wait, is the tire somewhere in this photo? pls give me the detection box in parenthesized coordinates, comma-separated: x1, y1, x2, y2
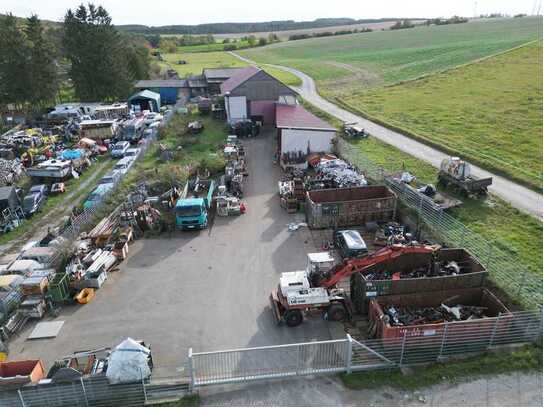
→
(327, 303, 347, 322)
(284, 309, 303, 327)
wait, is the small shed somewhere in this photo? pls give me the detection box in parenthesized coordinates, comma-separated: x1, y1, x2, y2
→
(276, 103, 336, 161)
(0, 186, 21, 212)
(128, 90, 161, 113)
(134, 80, 187, 104)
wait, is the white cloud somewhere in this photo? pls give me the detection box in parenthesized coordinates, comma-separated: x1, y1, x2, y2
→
(1, 0, 537, 25)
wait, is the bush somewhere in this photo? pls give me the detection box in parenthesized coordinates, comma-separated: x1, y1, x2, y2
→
(258, 37, 267, 46)
(223, 44, 237, 51)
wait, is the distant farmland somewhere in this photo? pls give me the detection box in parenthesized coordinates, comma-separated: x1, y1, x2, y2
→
(240, 17, 543, 96)
(342, 40, 543, 192)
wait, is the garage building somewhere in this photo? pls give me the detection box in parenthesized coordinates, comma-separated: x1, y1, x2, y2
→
(221, 66, 297, 125)
(276, 103, 336, 169)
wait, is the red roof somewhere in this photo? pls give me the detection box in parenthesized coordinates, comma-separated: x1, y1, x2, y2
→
(220, 66, 261, 94)
(276, 104, 336, 131)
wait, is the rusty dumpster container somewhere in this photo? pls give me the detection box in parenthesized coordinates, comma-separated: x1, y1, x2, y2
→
(351, 248, 487, 314)
(369, 288, 511, 343)
(305, 186, 397, 229)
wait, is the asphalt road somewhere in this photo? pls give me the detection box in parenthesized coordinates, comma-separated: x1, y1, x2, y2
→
(233, 52, 543, 221)
(7, 130, 331, 377)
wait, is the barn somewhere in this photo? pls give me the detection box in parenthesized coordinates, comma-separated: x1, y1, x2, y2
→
(276, 103, 336, 169)
(134, 80, 186, 105)
(221, 66, 297, 125)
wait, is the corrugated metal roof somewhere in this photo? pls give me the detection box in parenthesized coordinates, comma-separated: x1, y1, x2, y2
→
(135, 80, 187, 88)
(220, 66, 261, 94)
(276, 104, 336, 131)
(128, 90, 161, 101)
(203, 67, 246, 80)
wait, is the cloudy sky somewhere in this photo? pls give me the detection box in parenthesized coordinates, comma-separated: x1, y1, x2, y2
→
(2, 0, 540, 25)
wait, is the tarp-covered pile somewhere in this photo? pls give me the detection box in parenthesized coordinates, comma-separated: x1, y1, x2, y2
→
(106, 338, 151, 384)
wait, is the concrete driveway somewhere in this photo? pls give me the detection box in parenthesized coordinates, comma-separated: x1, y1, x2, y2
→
(7, 131, 331, 377)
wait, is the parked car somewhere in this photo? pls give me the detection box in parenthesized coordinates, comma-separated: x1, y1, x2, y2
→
(334, 230, 368, 259)
(124, 148, 141, 160)
(113, 157, 134, 175)
(83, 183, 114, 210)
(143, 128, 155, 138)
(99, 171, 122, 186)
(29, 184, 48, 196)
(144, 113, 163, 126)
(22, 193, 45, 217)
(110, 141, 130, 158)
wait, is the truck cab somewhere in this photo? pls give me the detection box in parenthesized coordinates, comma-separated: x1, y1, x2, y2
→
(175, 179, 215, 230)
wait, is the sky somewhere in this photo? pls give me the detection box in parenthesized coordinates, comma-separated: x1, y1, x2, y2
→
(2, 0, 541, 26)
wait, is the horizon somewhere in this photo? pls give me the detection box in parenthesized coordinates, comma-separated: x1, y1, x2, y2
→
(1, 0, 540, 26)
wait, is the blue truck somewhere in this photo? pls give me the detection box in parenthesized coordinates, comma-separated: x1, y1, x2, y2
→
(175, 178, 215, 230)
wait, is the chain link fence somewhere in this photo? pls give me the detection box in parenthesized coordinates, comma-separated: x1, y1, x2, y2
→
(336, 138, 543, 309)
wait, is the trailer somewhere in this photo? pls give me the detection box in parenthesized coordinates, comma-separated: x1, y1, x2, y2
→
(438, 157, 492, 195)
(26, 159, 73, 180)
(368, 288, 511, 341)
(305, 186, 397, 229)
(351, 248, 487, 314)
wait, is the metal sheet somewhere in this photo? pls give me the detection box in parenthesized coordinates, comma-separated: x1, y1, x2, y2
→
(28, 321, 65, 340)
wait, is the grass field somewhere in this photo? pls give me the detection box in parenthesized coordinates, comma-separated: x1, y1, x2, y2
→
(343, 40, 543, 192)
(240, 17, 543, 96)
(159, 51, 301, 86)
(302, 100, 543, 278)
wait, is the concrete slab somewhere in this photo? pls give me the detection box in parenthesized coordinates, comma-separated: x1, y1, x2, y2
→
(28, 321, 64, 339)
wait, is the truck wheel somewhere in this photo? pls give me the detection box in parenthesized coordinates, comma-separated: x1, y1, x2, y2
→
(327, 303, 347, 322)
(284, 309, 303, 327)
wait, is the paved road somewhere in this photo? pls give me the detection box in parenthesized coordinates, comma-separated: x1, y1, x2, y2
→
(233, 53, 543, 221)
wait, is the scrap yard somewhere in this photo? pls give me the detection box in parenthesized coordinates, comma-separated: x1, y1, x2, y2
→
(0, 8, 542, 407)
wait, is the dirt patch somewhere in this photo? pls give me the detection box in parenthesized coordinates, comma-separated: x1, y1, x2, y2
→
(322, 61, 382, 96)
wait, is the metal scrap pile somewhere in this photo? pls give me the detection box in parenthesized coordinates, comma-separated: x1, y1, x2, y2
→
(385, 303, 488, 326)
(365, 261, 465, 281)
(0, 159, 24, 186)
(312, 159, 367, 189)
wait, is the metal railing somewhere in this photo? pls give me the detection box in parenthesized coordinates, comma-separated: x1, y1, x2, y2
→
(336, 138, 543, 309)
(188, 309, 543, 388)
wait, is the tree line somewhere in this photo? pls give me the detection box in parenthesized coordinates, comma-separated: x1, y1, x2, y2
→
(0, 3, 151, 115)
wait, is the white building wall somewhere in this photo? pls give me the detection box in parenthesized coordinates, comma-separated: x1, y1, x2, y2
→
(226, 96, 247, 123)
(281, 129, 335, 154)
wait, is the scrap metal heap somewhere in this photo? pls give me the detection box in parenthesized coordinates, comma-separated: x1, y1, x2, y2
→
(365, 260, 464, 281)
(384, 303, 489, 326)
(311, 158, 367, 189)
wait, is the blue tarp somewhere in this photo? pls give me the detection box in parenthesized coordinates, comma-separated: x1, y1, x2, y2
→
(60, 149, 84, 160)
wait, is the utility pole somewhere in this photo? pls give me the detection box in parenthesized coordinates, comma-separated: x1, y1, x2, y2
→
(473, 1, 478, 18)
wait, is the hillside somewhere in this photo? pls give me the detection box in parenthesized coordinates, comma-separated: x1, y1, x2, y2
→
(240, 17, 543, 96)
(116, 18, 407, 35)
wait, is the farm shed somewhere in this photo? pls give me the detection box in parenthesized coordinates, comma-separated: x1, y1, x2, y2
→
(306, 186, 396, 229)
(351, 248, 488, 314)
(134, 80, 187, 104)
(276, 103, 336, 161)
(221, 66, 297, 125)
(128, 90, 161, 113)
(203, 67, 246, 95)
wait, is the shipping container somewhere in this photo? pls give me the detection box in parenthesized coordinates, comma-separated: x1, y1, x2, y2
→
(351, 248, 487, 313)
(305, 186, 397, 229)
(369, 288, 511, 341)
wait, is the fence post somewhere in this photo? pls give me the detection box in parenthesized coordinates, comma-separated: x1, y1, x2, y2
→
(345, 335, 353, 374)
(187, 348, 195, 393)
(80, 377, 90, 407)
(537, 307, 543, 341)
(140, 367, 148, 403)
(399, 335, 407, 367)
(488, 314, 501, 348)
(296, 344, 301, 375)
(17, 390, 26, 407)
(438, 323, 449, 360)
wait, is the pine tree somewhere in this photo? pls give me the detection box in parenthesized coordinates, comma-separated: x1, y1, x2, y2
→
(0, 14, 31, 110)
(25, 15, 59, 111)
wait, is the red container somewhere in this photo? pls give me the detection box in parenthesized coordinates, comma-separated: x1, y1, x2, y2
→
(0, 359, 46, 387)
(369, 288, 511, 341)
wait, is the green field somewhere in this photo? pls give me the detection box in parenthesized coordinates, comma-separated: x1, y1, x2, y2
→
(240, 17, 543, 96)
(159, 51, 301, 86)
(343, 40, 543, 191)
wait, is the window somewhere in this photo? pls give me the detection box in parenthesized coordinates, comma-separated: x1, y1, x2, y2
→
(176, 205, 202, 217)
